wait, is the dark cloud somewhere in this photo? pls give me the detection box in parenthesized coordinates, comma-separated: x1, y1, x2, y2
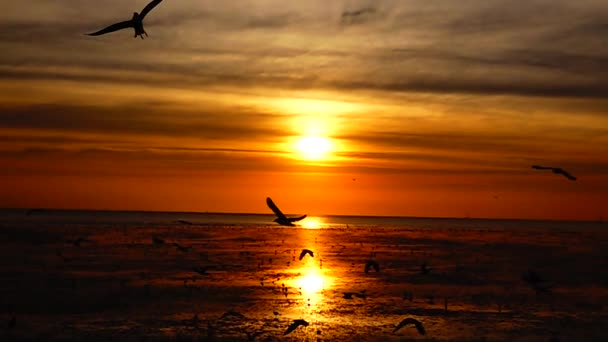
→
(0, 102, 285, 141)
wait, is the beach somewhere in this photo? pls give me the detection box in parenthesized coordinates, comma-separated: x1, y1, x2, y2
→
(1, 210, 607, 341)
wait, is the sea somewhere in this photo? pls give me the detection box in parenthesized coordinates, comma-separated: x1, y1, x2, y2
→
(1, 209, 606, 341)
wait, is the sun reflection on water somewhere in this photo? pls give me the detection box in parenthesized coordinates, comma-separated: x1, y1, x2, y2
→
(290, 264, 333, 307)
(301, 217, 322, 229)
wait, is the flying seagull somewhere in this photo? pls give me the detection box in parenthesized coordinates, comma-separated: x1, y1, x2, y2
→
(299, 249, 314, 260)
(532, 165, 576, 181)
(284, 319, 309, 335)
(364, 259, 380, 273)
(88, 0, 164, 39)
(266, 197, 307, 226)
(393, 317, 425, 335)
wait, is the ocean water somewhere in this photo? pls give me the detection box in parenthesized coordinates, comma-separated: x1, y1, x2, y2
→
(1, 209, 607, 341)
(0, 208, 602, 231)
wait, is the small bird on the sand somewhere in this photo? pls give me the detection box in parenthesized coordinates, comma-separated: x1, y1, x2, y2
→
(220, 309, 246, 319)
(193, 267, 209, 276)
(364, 259, 380, 273)
(522, 270, 553, 294)
(299, 249, 314, 260)
(420, 262, 432, 275)
(266, 197, 307, 226)
(172, 242, 191, 253)
(68, 237, 90, 247)
(532, 165, 577, 181)
(284, 319, 309, 335)
(88, 0, 164, 39)
(393, 317, 425, 335)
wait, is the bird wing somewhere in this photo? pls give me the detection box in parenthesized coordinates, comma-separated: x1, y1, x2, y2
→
(557, 169, 576, 180)
(266, 197, 287, 220)
(288, 214, 307, 223)
(283, 322, 300, 335)
(532, 165, 553, 170)
(299, 249, 313, 260)
(88, 20, 133, 36)
(140, 0, 164, 20)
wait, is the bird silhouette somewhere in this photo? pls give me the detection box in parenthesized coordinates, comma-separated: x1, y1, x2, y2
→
(152, 237, 165, 245)
(393, 317, 425, 335)
(299, 249, 314, 260)
(364, 259, 380, 273)
(343, 292, 355, 299)
(220, 309, 246, 319)
(193, 267, 209, 276)
(266, 197, 307, 226)
(532, 165, 576, 181)
(68, 237, 90, 247)
(284, 319, 309, 335)
(420, 262, 433, 275)
(88, 0, 164, 39)
(173, 242, 191, 253)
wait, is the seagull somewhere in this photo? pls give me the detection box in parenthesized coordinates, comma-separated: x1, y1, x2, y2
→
(266, 197, 307, 226)
(393, 317, 425, 335)
(284, 319, 309, 335)
(532, 165, 576, 181)
(173, 242, 191, 253)
(193, 267, 209, 276)
(87, 0, 164, 39)
(299, 249, 314, 260)
(364, 259, 380, 273)
(420, 262, 432, 275)
(68, 237, 90, 247)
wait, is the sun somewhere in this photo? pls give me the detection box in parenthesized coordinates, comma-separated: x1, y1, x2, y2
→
(295, 136, 332, 161)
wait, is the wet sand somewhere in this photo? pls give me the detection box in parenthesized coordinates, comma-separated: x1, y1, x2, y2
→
(1, 222, 608, 341)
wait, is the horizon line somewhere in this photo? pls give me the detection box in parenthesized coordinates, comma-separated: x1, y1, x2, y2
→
(0, 207, 602, 224)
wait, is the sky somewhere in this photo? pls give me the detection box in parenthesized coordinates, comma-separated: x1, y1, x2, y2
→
(1, 0, 607, 220)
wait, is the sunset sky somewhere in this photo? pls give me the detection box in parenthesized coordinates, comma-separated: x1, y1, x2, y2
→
(1, 0, 607, 220)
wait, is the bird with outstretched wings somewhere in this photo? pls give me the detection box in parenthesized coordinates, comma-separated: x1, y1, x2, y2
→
(284, 319, 309, 335)
(531, 165, 577, 181)
(266, 197, 307, 226)
(88, 0, 164, 39)
(393, 317, 425, 335)
(299, 249, 314, 260)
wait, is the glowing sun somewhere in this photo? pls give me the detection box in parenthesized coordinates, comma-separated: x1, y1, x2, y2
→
(295, 136, 332, 161)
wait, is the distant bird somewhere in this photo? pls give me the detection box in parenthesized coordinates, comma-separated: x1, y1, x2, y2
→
(393, 317, 425, 335)
(153, 237, 165, 245)
(420, 262, 432, 275)
(220, 309, 246, 319)
(532, 165, 576, 181)
(284, 319, 309, 335)
(266, 197, 307, 226)
(88, 0, 164, 39)
(522, 270, 553, 294)
(193, 267, 209, 276)
(343, 292, 355, 299)
(299, 249, 314, 260)
(173, 242, 191, 253)
(68, 237, 90, 247)
(364, 259, 380, 273)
